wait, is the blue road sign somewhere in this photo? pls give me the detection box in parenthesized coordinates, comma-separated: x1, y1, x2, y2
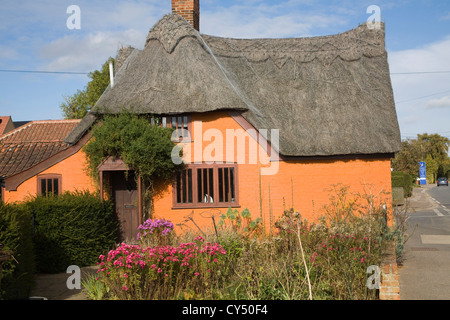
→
(419, 162, 426, 185)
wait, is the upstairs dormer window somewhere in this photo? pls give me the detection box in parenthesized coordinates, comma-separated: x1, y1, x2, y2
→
(150, 115, 191, 141)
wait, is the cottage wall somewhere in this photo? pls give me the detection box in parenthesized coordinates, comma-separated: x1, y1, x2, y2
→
(2, 111, 392, 234)
(152, 111, 393, 233)
(3, 148, 97, 203)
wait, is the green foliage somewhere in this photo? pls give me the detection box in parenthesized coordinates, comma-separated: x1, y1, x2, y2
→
(81, 273, 110, 300)
(83, 112, 185, 217)
(28, 191, 118, 273)
(392, 133, 450, 183)
(83, 112, 184, 183)
(82, 185, 399, 300)
(391, 171, 414, 198)
(218, 208, 262, 238)
(61, 57, 114, 119)
(391, 139, 424, 178)
(0, 202, 35, 299)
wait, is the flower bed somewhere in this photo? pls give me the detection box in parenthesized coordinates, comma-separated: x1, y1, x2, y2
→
(96, 236, 226, 300)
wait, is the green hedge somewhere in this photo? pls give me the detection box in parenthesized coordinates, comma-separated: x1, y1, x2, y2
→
(28, 191, 119, 274)
(391, 171, 414, 198)
(0, 202, 35, 300)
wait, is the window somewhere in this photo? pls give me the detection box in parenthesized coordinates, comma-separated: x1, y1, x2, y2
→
(176, 168, 193, 204)
(37, 174, 61, 196)
(173, 164, 238, 208)
(151, 115, 191, 141)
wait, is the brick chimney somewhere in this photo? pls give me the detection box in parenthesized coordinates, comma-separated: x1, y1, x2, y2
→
(172, 0, 199, 31)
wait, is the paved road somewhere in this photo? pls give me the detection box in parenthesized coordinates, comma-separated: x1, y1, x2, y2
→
(399, 184, 450, 300)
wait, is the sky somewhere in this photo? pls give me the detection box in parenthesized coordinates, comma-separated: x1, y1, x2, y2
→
(1, 0, 450, 142)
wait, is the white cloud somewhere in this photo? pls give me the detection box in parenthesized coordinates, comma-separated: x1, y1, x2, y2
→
(201, 2, 348, 38)
(426, 96, 450, 109)
(388, 36, 450, 137)
(39, 29, 145, 72)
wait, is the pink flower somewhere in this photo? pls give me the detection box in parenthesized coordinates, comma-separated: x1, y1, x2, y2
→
(123, 273, 128, 278)
(122, 286, 128, 291)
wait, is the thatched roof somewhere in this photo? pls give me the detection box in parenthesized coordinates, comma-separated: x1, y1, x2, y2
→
(69, 13, 401, 157)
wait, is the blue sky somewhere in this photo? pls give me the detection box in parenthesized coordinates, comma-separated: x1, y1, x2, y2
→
(1, 0, 450, 141)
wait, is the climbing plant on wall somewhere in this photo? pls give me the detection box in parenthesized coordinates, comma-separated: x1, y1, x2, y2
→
(83, 112, 185, 217)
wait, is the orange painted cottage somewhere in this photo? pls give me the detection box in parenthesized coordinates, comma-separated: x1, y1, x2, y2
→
(1, 0, 401, 241)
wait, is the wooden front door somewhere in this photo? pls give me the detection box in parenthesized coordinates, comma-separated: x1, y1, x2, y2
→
(111, 171, 139, 242)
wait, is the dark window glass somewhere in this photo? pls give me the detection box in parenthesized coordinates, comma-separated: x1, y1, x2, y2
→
(53, 178, 59, 195)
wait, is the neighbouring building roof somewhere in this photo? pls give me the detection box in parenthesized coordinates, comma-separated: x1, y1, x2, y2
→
(0, 116, 15, 136)
(67, 13, 401, 157)
(0, 120, 81, 178)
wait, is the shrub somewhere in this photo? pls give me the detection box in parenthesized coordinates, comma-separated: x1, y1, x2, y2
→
(0, 202, 35, 299)
(84, 186, 396, 300)
(391, 171, 413, 198)
(27, 191, 119, 273)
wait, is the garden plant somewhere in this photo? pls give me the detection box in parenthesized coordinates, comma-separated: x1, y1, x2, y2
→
(85, 185, 405, 300)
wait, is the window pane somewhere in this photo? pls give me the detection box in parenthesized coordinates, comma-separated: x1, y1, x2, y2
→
(176, 172, 181, 203)
(230, 168, 235, 202)
(203, 169, 208, 203)
(197, 169, 202, 203)
(187, 169, 192, 203)
(218, 168, 223, 202)
(182, 170, 187, 203)
(183, 116, 188, 137)
(172, 117, 176, 129)
(209, 168, 214, 202)
(47, 179, 53, 195)
(41, 179, 47, 196)
(162, 117, 167, 128)
(53, 178, 59, 195)
(177, 116, 182, 138)
(224, 168, 229, 202)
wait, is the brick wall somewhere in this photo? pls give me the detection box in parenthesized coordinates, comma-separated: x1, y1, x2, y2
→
(380, 242, 400, 300)
(172, 0, 200, 30)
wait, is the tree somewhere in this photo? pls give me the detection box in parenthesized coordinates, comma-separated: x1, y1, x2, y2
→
(392, 133, 450, 182)
(425, 154, 438, 183)
(60, 57, 114, 119)
(418, 133, 449, 164)
(391, 139, 424, 179)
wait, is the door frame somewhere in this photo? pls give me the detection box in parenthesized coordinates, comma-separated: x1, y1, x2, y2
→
(97, 156, 142, 241)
